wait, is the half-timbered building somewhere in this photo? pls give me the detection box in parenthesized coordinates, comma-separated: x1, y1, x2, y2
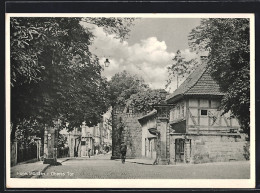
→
(138, 59, 249, 165)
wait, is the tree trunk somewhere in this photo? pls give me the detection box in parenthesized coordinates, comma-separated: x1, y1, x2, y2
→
(11, 121, 17, 142)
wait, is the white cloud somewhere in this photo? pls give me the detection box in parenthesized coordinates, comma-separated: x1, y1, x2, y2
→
(83, 22, 196, 90)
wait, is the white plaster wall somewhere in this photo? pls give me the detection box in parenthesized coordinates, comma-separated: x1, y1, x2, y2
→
(170, 100, 186, 122)
(141, 124, 147, 157)
(187, 98, 241, 132)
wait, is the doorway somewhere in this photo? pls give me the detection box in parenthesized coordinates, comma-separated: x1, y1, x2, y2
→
(175, 138, 192, 163)
(175, 138, 185, 163)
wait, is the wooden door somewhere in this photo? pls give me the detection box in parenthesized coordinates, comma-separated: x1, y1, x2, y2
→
(175, 138, 185, 163)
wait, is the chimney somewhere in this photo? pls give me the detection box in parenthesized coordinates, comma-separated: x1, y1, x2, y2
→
(200, 55, 208, 64)
(159, 90, 167, 100)
(200, 50, 209, 64)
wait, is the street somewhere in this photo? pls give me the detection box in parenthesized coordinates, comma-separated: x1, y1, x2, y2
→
(40, 154, 250, 179)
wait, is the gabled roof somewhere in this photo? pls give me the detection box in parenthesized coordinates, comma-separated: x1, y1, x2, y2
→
(166, 62, 225, 104)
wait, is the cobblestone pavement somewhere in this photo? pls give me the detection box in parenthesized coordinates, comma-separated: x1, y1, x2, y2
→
(40, 155, 250, 179)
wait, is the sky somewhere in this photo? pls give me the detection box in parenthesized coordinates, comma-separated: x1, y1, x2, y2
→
(85, 18, 201, 92)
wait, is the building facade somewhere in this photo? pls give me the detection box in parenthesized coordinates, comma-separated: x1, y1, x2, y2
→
(63, 108, 113, 157)
(138, 60, 249, 165)
(138, 110, 157, 160)
(101, 107, 113, 152)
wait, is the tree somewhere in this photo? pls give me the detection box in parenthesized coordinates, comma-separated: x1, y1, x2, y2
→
(10, 17, 134, 86)
(57, 134, 67, 148)
(127, 89, 168, 113)
(166, 50, 198, 90)
(15, 119, 44, 147)
(108, 70, 149, 107)
(188, 18, 250, 135)
(10, 17, 134, 141)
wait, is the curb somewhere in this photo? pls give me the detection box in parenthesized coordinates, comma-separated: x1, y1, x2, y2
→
(15, 158, 38, 166)
(127, 161, 153, 165)
(114, 159, 153, 165)
(114, 159, 250, 167)
(58, 158, 70, 164)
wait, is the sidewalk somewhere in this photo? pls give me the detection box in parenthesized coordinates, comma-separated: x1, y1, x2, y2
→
(11, 157, 70, 178)
(114, 158, 249, 166)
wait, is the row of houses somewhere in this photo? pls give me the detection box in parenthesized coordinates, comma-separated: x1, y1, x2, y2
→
(111, 57, 249, 165)
(16, 107, 113, 165)
(61, 107, 112, 157)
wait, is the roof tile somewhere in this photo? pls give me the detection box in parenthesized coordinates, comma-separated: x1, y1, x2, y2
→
(166, 62, 225, 103)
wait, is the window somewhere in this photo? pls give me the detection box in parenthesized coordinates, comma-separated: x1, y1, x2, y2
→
(201, 110, 208, 116)
(177, 106, 180, 118)
(181, 104, 185, 117)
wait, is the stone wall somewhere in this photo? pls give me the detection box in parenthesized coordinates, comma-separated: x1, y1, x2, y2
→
(191, 135, 248, 164)
(111, 108, 145, 159)
(169, 134, 249, 164)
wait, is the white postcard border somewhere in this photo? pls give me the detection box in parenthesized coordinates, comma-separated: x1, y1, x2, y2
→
(5, 13, 255, 189)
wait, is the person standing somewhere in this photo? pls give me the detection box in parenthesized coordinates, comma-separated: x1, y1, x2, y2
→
(88, 148, 91, 158)
(120, 142, 127, 164)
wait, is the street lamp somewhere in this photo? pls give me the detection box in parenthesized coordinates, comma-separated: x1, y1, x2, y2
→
(104, 58, 110, 67)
